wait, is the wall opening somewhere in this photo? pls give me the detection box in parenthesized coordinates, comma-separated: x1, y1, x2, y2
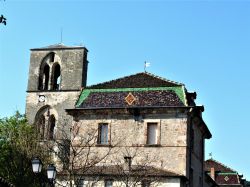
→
(38, 63, 50, 90)
(48, 115, 56, 140)
(50, 53, 55, 62)
(52, 63, 61, 90)
(37, 115, 45, 139)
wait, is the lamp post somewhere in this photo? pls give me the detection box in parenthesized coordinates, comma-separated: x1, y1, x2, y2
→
(31, 157, 43, 173)
(47, 164, 57, 184)
(31, 158, 57, 187)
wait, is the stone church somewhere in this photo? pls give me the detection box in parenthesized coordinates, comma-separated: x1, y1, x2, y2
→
(26, 44, 212, 187)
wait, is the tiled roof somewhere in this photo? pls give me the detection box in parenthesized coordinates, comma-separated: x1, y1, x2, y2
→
(215, 175, 241, 185)
(87, 72, 184, 89)
(205, 159, 242, 186)
(30, 43, 87, 51)
(76, 87, 186, 109)
(205, 159, 236, 173)
(205, 173, 219, 187)
(59, 165, 183, 178)
(76, 72, 187, 109)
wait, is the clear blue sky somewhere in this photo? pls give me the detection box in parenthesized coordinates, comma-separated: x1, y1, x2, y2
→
(1, 0, 250, 179)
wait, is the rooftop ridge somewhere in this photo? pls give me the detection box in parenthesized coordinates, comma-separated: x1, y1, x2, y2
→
(30, 43, 87, 51)
(87, 72, 184, 89)
(144, 71, 184, 86)
(206, 158, 238, 173)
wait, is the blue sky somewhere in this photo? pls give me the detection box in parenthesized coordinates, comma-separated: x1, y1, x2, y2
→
(1, 0, 250, 179)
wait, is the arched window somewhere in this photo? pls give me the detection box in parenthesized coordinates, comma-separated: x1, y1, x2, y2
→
(50, 52, 55, 62)
(35, 106, 57, 141)
(38, 63, 50, 90)
(37, 115, 45, 139)
(38, 52, 61, 91)
(51, 63, 61, 90)
(48, 115, 56, 140)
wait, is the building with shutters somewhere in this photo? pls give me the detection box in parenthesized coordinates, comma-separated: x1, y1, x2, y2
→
(26, 44, 213, 187)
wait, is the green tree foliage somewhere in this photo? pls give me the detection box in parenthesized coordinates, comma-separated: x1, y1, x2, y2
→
(0, 112, 51, 186)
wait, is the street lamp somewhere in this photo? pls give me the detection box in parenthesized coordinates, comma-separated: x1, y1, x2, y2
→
(47, 164, 57, 182)
(31, 157, 43, 173)
(31, 158, 57, 186)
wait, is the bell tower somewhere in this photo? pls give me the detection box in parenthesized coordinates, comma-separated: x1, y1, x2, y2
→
(25, 44, 88, 139)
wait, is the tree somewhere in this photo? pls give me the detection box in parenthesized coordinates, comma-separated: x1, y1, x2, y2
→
(44, 122, 115, 187)
(42, 122, 162, 187)
(0, 112, 51, 186)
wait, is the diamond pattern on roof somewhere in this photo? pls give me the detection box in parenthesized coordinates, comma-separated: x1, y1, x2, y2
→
(125, 93, 136, 105)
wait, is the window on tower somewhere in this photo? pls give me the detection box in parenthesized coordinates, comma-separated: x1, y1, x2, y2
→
(37, 115, 45, 139)
(51, 63, 61, 90)
(38, 52, 61, 91)
(35, 108, 57, 141)
(38, 63, 50, 90)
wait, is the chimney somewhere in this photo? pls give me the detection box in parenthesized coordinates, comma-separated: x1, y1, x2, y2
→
(210, 167, 215, 180)
(124, 156, 132, 172)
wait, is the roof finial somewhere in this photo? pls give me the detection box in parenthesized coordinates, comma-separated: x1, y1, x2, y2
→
(144, 61, 150, 72)
(209, 152, 213, 159)
(60, 27, 63, 44)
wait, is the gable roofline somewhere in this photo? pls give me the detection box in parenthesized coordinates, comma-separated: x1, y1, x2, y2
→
(30, 43, 88, 51)
(205, 158, 238, 173)
(143, 72, 184, 86)
(87, 72, 184, 89)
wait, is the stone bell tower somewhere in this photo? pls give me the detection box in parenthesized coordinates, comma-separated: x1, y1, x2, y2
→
(25, 44, 88, 140)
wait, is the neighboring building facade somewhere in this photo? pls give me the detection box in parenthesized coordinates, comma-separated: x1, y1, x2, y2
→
(26, 44, 212, 187)
(205, 159, 249, 187)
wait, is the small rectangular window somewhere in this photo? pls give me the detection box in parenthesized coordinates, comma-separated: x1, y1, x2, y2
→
(76, 179, 84, 187)
(147, 123, 157, 145)
(141, 180, 150, 187)
(105, 180, 113, 187)
(98, 123, 109, 144)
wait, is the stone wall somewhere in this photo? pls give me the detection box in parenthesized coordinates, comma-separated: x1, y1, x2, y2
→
(27, 48, 88, 91)
(72, 110, 188, 176)
(25, 91, 80, 134)
(56, 177, 184, 187)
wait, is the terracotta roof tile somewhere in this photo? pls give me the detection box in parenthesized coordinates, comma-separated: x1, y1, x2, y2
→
(205, 159, 243, 186)
(205, 159, 236, 173)
(87, 72, 183, 89)
(77, 90, 184, 109)
(59, 165, 183, 178)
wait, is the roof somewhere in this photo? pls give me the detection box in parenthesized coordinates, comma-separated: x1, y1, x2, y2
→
(205, 159, 237, 173)
(59, 165, 184, 178)
(205, 159, 243, 186)
(76, 72, 187, 109)
(30, 43, 88, 51)
(204, 173, 219, 187)
(87, 72, 184, 89)
(76, 87, 187, 109)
